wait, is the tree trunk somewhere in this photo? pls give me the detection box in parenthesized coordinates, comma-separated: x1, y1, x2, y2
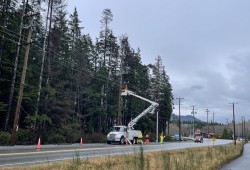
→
(35, 0, 51, 117)
(4, 0, 26, 131)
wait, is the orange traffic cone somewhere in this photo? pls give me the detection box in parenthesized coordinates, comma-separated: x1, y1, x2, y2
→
(36, 137, 41, 150)
(80, 137, 83, 146)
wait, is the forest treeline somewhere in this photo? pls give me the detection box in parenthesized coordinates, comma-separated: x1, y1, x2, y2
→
(0, 0, 173, 145)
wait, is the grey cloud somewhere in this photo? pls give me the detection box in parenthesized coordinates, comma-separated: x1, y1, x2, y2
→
(190, 85, 203, 91)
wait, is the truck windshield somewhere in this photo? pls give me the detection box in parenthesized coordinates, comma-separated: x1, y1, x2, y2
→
(112, 127, 122, 132)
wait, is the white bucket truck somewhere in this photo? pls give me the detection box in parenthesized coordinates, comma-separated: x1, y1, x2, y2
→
(107, 86, 159, 144)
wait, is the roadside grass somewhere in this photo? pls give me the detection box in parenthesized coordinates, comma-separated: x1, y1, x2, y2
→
(2, 143, 243, 170)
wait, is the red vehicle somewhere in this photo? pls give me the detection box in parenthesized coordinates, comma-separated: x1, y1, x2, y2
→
(194, 136, 203, 143)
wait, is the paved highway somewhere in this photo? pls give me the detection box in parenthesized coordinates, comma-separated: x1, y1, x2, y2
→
(0, 139, 232, 168)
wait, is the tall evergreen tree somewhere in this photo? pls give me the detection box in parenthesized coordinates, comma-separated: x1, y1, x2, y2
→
(149, 56, 173, 134)
(47, 0, 72, 132)
(98, 8, 113, 67)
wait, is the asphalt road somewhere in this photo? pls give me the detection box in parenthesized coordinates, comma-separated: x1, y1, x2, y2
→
(0, 139, 232, 168)
(220, 143, 250, 170)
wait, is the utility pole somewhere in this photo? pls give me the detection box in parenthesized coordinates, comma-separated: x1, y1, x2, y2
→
(230, 102, 237, 145)
(176, 97, 184, 141)
(191, 105, 197, 138)
(241, 116, 244, 139)
(213, 112, 215, 135)
(10, 14, 35, 145)
(244, 117, 246, 140)
(117, 57, 129, 125)
(156, 111, 158, 142)
(206, 109, 210, 137)
(117, 67, 123, 125)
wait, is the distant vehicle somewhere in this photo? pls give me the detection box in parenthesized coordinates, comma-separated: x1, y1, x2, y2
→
(172, 134, 181, 140)
(172, 134, 186, 141)
(194, 136, 203, 143)
(238, 137, 245, 142)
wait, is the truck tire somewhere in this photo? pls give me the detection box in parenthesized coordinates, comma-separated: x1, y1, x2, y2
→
(120, 136, 125, 144)
(133, 137, 138, 144)
(107, 141, 111, 144)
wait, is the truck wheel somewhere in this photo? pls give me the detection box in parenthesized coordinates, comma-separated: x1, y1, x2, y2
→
(120, 136, 125, 144)
(133, 137, 138, 144)
(107, 141, 111, 144)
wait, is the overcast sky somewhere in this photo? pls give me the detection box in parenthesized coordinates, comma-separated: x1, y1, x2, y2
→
(67, 0, 250, 123)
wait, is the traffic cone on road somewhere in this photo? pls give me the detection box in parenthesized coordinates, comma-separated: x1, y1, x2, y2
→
(80, 137, 83, 146)
(36, 137, 41, 150)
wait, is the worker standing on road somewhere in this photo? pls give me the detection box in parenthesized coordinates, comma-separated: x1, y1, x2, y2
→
(138, 132, 143, 144)
(145, 134, 149, 144)
(160, 133, 165, 144)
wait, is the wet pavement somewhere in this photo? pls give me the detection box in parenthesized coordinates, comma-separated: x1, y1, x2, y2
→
(220, 143, 250, 170)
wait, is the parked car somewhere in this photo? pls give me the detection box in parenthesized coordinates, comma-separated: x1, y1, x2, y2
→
(172, 134, 184, 141)
(194, 136, 203, 143)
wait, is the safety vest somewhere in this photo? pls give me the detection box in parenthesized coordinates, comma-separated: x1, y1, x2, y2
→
(138, 133, 143, 139)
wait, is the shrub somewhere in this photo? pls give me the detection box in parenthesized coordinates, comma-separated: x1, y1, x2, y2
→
(47, 133, 65, 144)
(84, 133, 106, 143)
(0, 131, 11, 145)
(165, 135, 172, 141)
(16, 128, 32, 144)
(62, 124, 82, 143)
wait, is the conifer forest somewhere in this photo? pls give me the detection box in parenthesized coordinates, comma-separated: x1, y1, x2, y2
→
(0, 0, 173, 145)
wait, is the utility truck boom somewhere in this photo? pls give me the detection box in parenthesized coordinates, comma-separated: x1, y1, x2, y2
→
(107, 85, 159, 144)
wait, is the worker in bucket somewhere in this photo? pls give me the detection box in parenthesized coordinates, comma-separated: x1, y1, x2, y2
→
(160, 133, 165, 144)
(138, 132, 143, 144)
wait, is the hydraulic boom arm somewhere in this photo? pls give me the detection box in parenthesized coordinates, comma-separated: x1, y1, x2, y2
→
(121, 86, 159, 129)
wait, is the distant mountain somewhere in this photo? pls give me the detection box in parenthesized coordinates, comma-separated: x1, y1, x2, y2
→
(171, 115, 204, 123)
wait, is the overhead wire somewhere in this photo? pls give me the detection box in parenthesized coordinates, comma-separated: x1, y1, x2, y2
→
(1, 1, 129, 87)
(0, 36, 122, 112)
(0, 25, 151, 95)
(0, 27, 119, 86)
(0, 12, 163, 117)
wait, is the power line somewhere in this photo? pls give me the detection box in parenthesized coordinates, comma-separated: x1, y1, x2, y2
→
(0, 27, 123, 87)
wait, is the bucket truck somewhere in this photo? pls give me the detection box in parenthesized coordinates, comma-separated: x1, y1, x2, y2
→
(107, 85, 159, 144)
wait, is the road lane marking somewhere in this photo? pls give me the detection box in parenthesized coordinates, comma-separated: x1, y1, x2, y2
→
(0, 145, 149, 157)
(0, 151, 141, 167)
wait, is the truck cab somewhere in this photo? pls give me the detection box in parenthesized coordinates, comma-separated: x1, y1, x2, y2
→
(107, 126, 127, 144)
